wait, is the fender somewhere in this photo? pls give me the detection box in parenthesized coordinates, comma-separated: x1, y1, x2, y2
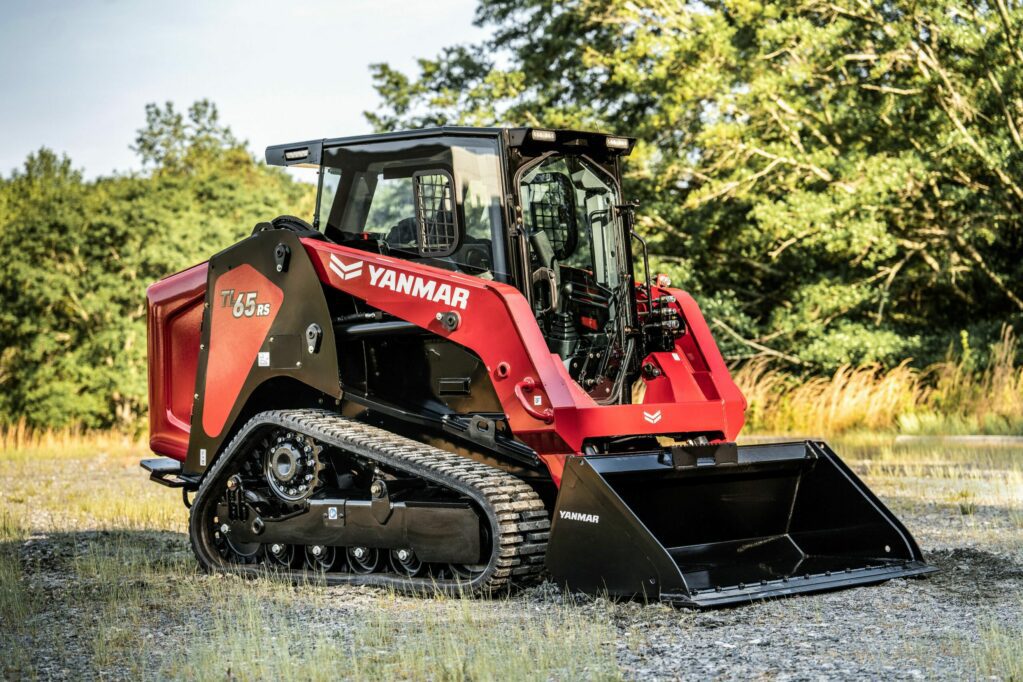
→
(183, 231, 341, 475)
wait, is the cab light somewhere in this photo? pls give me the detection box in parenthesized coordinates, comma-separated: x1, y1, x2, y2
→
(284, 148, 310, 160)
(531, 129, 557, 142)
(606, 136, 630, 150)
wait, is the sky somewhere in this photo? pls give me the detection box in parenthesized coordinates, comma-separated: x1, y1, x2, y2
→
(0, 0, 487, 179)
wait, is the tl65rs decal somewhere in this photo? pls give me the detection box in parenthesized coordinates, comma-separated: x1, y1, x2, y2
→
(220, 288, 273, 318)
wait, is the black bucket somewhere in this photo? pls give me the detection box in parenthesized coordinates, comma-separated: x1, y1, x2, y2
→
(545, 441, 934, 607)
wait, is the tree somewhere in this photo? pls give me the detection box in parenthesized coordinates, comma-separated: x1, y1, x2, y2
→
(367, 0, 1023, 369)
(0, 102, 314, 429)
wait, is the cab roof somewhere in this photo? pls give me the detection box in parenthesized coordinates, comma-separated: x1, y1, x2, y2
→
(265, 127, 636, 168)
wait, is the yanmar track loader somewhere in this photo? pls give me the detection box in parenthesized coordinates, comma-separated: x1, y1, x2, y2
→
(142, 127, 933, 607)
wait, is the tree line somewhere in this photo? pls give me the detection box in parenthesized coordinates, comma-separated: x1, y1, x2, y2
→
(3, 0, 1022, 430)
(368, 0, 1023, 369)
(0, 102, 312, 429)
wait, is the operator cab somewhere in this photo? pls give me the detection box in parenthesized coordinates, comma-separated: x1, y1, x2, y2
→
(267, 127, 644, 404)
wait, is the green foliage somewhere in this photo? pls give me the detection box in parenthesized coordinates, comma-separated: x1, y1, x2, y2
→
(0, 100, 313, 429)
(368, 0, 1023, 369)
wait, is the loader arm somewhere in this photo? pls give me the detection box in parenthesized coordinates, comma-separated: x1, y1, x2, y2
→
(301, 238, 747, 483)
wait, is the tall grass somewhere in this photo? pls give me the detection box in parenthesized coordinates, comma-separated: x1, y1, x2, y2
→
(734, 326, 1023, 435)
(0, 417, 143, 454)
(2, 330, 1020, 445)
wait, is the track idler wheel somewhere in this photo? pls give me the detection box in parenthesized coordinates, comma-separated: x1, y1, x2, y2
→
(347, 546, 380, 574)
(305, 545, 341, 572)
(265, 543, 300, 568)
(389, 548, 424, 577)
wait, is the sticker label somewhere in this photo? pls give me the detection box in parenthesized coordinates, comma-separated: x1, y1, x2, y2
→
(560, 510, 600, 524)
(533, 395, 543, 406)
(328, 254, 363, 281)
(257, 352, 270, 367)
(671, 352, 680, 361)
(328, 507, 338, 520)
(367, 264, 471, 310)
(220, 288, 273, 318)
(643, 410, 663, 424)
(199, 448, 207, 466)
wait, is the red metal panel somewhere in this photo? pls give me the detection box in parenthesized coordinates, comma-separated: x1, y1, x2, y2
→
(301, 240, 748, 482)
(201, 264, 284, 438)
(147, 263, 208, 460)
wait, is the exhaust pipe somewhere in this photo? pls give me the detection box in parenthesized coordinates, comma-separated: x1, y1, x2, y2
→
(546, 441, 934, 607)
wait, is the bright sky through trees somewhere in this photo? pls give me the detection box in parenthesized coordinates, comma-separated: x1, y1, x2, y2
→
(0, 0, 484, 178)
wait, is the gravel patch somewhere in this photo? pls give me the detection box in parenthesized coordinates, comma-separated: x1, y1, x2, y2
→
(5, 466, 1021, 680)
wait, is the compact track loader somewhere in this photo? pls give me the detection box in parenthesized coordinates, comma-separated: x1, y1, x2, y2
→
(142, 127, 933, 607)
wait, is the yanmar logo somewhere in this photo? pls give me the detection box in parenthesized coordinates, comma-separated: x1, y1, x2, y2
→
(368, 264, 470, 310)
(329, 254, 363, 281)
(559, 510, 600, 524)
(643, 410, 663, 424)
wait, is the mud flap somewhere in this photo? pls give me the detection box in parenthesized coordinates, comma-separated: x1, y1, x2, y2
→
(545, 441, 935, 608)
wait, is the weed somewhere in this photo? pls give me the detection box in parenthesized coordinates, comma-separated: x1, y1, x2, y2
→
(975, 619, 1023, 681)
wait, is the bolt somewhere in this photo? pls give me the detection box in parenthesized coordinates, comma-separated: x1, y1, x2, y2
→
(276, 265, 283, 272)
(370, 480, 385, 498)
(220, 524, 230, 534)
(194, 393, 199, 400)
(298, 484, 307, 492)
(397, 549, 410, 562)
(304, 445, 312, 453)
(304, 473, 313, 481)
(271, 543, 283, 555)
(353, 547, 365, 559)
(296, 361, 302, 368)
(311, 545, 323, 557)
(435, 312, 443, 321)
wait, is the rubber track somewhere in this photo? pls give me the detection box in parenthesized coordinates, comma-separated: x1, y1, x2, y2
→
(189, 409, 550, 594)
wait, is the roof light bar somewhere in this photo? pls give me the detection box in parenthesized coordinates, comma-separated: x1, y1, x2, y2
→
(284, 148, 310, 161)
(531, 129, 557, 142)
(605, 136, 630, 150)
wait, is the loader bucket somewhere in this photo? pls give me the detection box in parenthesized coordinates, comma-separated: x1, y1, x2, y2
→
(546, 441, 934, 607)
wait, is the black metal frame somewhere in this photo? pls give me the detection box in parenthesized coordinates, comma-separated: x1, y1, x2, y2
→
(411, 169, 459, 257)
(184, 230, 342, 476)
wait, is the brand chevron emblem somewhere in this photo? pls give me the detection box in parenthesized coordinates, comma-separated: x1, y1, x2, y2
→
(328, 254, 363, 281)
(643, 410, 663, 424)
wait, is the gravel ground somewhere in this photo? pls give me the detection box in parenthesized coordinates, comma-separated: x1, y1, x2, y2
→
(5, 444, 1022, 680)
(11, 504, 1021, 680)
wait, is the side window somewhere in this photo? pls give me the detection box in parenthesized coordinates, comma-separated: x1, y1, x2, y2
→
(413, 170, 458, 257)
(366, 175, 415, 245)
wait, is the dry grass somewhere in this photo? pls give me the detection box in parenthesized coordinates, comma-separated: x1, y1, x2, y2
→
(736, 359, 923, 434)
(0, 436, 623, 681)
(734, 325, 1023, 435)
(0, 417, 144, 458)
(0, 435, 1020, 678)
(975, 617, 1023, 682)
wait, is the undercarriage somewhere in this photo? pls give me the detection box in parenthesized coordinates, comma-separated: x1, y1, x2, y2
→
(189, 409, 549, 593)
